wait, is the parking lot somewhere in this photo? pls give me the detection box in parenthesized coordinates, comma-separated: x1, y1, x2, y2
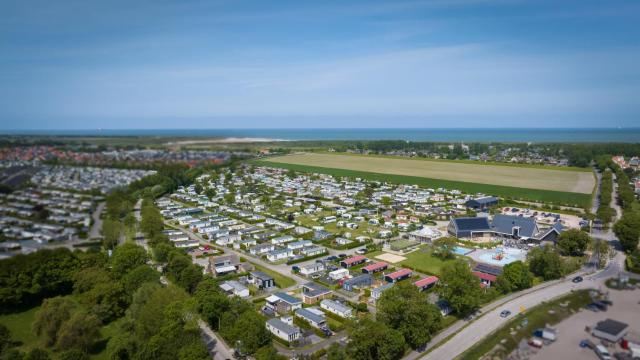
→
(530, 287, 640, 360)
(501, 207, 586, 229)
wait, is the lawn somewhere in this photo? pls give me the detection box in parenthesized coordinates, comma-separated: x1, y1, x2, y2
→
(397, 246, 461, 276)
(0, 305, 122, 359)
(249, 262, 297, 288)
(459, 290, 592, 360)
(0, 306, 40, 352)
(252, 157, 593, 207)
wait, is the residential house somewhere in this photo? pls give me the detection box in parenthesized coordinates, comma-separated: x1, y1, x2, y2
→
(299, 262, 325, 276)
(384, 268, 413, 283)
(248, 271, 275, 289)
(301, 282, 332, 304)
(414, 276, 438, 291)
(295, 307, 327, 329)
(371, 283, 394, 302)
(267, 248, 293, 262)
(219, 280, 250, 298)
(266, 292, 302, 313)
(361, 261, 388, 274)
(266, 317, 301, 342)
(342, 274, 373, 291)
(320, 299, 353, 318)
(340, 255, 367, 268)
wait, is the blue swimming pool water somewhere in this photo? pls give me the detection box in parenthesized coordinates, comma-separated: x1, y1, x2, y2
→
(453, 246, 473, 255)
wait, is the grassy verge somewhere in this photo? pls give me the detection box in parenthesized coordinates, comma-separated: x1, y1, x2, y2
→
(251, 160, 592, 207)
(248, 261, 297, 288)
(458, 290, 591, 360)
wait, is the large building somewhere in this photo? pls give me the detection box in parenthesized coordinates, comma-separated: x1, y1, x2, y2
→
(465, 196, 499, 211)
(448, 217, 492, 239)
(448, 214, 564, 242)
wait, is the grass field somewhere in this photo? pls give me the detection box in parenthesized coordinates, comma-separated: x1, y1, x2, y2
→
(267, 153, 593, 193)
(398, 247, 461, 275)
(370, 246, 460, 275)
(253, 156, 593, 207)
(0, 305, 118, 359)
(459, 290, 591, 360)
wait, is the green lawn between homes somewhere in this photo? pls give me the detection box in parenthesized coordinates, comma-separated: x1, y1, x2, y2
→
(249, 261, 297, 288)
(250, 160, 592, 208)
(0, 305, 122, 359)
(368, 246, 460, 276)
(458, 290, 592, 360)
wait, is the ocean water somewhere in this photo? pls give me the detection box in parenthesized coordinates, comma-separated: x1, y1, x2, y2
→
(3, 128, 640, 143)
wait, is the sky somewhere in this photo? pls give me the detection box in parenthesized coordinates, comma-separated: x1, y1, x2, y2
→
(1, 0, 639, 130)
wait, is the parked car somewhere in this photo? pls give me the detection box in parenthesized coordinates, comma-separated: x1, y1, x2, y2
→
(338, 253, 347, 258)
(500, 310, 511, 318)
(595, 344, 612, 360)
(355, 248, 367, 255)
(580, 339, 595, 349)
(528, 338, 543, 348)
(291, 266, 300, 272)
(572, 276, 583, 283)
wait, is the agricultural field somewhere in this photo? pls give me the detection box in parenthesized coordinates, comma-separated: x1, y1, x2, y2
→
(256, 153, 595, 207)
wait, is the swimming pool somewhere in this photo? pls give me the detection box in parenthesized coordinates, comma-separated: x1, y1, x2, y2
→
(453, 246, 473, 255)
(474, 248, 527, 266)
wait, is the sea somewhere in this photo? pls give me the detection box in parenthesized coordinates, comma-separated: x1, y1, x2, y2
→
(3, 128, 640, 143)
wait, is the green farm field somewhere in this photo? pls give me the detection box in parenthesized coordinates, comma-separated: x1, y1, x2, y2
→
(254, 153, 594, 207)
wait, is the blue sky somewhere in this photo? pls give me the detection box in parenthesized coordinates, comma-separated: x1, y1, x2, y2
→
(1, 0, 639, 129)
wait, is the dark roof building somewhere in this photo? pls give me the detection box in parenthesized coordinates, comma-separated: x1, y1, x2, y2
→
(342, 274, 373, 291)
(473, 263, 503, 277)
(536, 222, 564, 245)
(592, 319, 629, 342)
(448, 217, 492, 238)
(491, 214, 538, 239)
(465, 196, 499, 210)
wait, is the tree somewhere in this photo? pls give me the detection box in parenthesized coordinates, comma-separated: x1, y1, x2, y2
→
(33, 297, 77, 347)
(527, 245, 563, 280)
(432, 237, 458, 259)
(496, 261, 532, 294)
(557, 229, 590, 256)
(101, 219, 123, 250)
(327, 343, 347, 360)
(437, 260, 482, 316)
(80, 282, 127, 323)
(0, 324, 12, 354)
(614, 211, 640, 253)
(110, 243, 149, 278)
(72, 267, 111, 294)
(56, 312, 101, 352)
(24, 349, 50, 360)
(166, 253, 202, 293)
(194, 279, 231, 330)
(347, 318, 405, 360)
(56, 349, 89, 360)
(221, 311, 271, 355)
(377, 282, 442, 348)
(121, 265, 160, 299)
(254, 346, 286, 360)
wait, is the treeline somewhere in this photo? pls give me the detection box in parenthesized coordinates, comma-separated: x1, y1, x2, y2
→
(612, 165, 640, 256)
(597, 170, 615, 226)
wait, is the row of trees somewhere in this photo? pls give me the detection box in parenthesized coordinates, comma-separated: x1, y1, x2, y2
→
(597, 170, 615, 226)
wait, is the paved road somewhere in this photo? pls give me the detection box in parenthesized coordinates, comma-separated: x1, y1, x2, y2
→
(199, 319, 235, 360)
(89, 201, 105, 239)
